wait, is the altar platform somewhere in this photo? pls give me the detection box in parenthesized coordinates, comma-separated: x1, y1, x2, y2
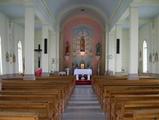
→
(76, 80, 91, 85)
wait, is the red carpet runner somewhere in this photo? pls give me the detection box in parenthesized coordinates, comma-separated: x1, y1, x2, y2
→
(75, 80, 91, 85)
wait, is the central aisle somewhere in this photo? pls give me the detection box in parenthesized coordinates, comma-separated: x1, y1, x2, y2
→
(62, 85, 105, 120)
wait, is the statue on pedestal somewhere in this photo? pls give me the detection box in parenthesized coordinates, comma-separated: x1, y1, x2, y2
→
(80, 36, 85, 52)
(96, 42, 101, 56)
(65, 41, 70, 56)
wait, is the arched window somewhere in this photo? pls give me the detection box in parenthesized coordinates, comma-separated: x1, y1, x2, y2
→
(143, 41, 147, 73)
(0, 36, 3, 74)
(18, 41, 23, 73)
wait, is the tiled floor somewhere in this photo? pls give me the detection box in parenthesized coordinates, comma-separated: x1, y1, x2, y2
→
(62, 85, 105, 120)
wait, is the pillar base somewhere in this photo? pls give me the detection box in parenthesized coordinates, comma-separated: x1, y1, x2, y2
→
(128, 74, 139, 80)
(23, 74, 35, 80)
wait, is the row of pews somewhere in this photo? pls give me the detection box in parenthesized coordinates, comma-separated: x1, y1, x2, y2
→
(92, 75, 159, 120)
(0, 76, 75, 120)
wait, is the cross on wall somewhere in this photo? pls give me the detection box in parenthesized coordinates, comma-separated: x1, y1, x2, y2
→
(34, 44, 42, 68)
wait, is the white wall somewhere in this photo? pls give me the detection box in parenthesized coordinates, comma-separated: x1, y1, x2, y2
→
(13, 23, 25, 73)
(30, 28, 59, 72)
(122, 29, 129, 74)
(115, 26, 123, 73)
(34, 29, 42, 69)
(139, 16, 159, 74)
(0, 12, 8, 74)
(108, 30, 116, 74)
(117, 16, 159, 75)
(0, 12, 24, 75)
(119, 16, 159, 75)
(108, 28, 129, 75)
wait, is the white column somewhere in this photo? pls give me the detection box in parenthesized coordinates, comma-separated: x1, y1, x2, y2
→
(49, 30, 57, 72)
(24, 6, 35, 80)
(41, 25, 49, 76)
(108, 30, 116, 75)
(55, 29, 59, 71)
(115, 25, 122, 74)
(105, 26, 109, 73)
(128, 6, 139, 80)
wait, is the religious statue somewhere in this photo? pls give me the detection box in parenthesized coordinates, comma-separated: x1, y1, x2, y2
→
(80, 36, 85, 52)
(65, 41, 70, 56)
(13, 53, 16, 63)
(96, 42, 101, 56)
(155, 52, 158, 63)
(149, 53, 152, 63)
(6, 52, 9, 62)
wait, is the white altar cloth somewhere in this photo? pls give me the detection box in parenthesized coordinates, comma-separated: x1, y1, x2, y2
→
(74, 69, 92, 80)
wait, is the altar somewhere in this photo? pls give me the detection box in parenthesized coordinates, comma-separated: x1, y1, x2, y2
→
(74, 68, 92, 80)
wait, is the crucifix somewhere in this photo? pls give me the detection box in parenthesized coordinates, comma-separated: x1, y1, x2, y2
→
(34, 44, 42, 68)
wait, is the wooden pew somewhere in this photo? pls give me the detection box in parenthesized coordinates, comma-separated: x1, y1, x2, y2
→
(0, 76, 75, 120)
(1, 81, 73, 111)
(94, 79, 159, 106)
(110, 95, 159, 120)
(0, 90, 62, 113)
(92, 76, 159, 120)
(102, 88, 159, 120)
(103, 86, 159, 111)
(133, 109, 159, 120)
(0, 94, 58, 120)
(0, 111, 39, 120)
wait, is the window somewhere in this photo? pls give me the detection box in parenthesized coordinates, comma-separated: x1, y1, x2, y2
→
(18, 41, 23, 73)
(143, 41, 147, 73)
(0, 36, 2, 74)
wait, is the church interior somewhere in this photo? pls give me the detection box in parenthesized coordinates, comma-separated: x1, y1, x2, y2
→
(0, 0, 159, 120)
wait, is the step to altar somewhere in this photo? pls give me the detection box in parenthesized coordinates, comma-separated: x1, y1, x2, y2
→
(75, 80, 91, 85)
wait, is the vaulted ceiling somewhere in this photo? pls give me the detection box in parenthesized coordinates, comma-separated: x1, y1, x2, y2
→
(0, 0, 132, 27)
(0, 0, 159, 30)
(47, 0, 120, 19)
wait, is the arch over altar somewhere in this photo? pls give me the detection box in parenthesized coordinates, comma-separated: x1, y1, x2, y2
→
(59, 8, 106, 75)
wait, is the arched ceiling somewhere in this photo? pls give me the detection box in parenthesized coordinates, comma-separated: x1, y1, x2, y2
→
(59, 6, 106, 29)
(0, 0, 159, 30)
(47, 0, 120, 20)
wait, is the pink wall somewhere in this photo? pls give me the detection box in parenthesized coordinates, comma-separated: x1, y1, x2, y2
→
(63, 15, 103, 74)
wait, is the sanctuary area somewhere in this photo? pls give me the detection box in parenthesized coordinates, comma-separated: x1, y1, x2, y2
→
(0, 0, 159, 120)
